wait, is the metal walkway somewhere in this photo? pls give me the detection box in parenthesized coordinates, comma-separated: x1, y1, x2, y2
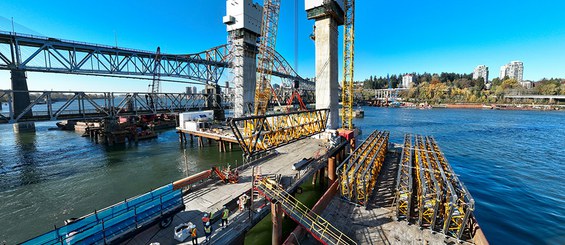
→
(255, 178, 356, 245)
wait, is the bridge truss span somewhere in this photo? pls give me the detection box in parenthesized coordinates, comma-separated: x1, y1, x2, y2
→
(0, 89, 233, 123)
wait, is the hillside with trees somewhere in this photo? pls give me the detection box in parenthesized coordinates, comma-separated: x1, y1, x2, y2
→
(360, 73, 565, 104)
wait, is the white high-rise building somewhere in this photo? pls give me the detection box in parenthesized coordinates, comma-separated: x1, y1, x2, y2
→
(473, 65, 489, 83)
(499, 61, 524, 82)
(401, 74, 415, 88)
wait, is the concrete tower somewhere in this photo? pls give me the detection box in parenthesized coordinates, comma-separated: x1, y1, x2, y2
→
(306, 0, 344, 129)
(224, 0, 262, 118)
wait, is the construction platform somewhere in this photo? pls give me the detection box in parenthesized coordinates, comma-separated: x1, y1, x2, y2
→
(299, 147, 486, 245)
(125, 137, 339, 244)
(177, 125, 239, 152)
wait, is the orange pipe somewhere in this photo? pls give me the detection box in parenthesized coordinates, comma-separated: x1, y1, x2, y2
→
(173, 169, 212, 190)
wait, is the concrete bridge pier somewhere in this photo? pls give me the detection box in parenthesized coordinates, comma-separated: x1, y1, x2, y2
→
(206, 84, 225, 121)
(11, 69, 35, 132)
(224, 0, 261, 118)
(306, 1, 344, 130)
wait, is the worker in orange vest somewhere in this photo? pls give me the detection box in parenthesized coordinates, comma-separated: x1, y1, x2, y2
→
(202, 213, 210, 227)
(191, 225, 198, 245)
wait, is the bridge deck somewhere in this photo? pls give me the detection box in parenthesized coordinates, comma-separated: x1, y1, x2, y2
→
(125, 138, 329, 245)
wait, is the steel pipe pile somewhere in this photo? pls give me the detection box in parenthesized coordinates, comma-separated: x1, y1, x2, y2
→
(338, 130, 389, 206)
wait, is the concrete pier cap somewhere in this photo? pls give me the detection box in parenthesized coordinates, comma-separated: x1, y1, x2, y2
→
(306, 0, 344, 130)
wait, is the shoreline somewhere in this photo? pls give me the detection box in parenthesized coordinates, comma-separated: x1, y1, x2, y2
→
(436, 103, 564, 111)
(367, 102, 565, 111)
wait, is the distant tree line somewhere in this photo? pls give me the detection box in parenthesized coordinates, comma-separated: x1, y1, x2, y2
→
(359, 73, 565, 104)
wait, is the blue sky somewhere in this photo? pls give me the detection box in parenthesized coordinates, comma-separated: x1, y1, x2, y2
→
(1, 0, 564, 92)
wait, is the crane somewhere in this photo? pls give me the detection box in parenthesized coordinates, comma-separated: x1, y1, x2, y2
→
(254, 0, 281, 115)
(341, 0, 355, 129)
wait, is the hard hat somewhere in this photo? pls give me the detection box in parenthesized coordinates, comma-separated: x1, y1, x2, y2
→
(223, 206, 226, 209)
(204, 213, 208, 217)
(206, 222, 210, 226)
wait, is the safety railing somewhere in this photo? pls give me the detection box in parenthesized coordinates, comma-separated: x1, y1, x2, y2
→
(255, 178, 356, 245)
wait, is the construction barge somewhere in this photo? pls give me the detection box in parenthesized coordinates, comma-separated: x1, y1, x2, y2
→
(21, 127, 487, 245)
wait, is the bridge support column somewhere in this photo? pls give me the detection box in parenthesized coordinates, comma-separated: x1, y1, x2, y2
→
(307, 3, 344, 130)
(224, 0, 262, 118)
(230, 30, 259, 118)
(328, 156, 336, 184)
(272, 202, 283, 245)
(11, 69, 35, 132)
(206, 84, 225, 121)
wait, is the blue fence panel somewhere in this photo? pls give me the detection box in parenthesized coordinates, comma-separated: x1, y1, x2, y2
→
(22, 183, 182, 244)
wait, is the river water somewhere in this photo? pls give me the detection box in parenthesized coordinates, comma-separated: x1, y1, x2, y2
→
(0, 107, 564, 244)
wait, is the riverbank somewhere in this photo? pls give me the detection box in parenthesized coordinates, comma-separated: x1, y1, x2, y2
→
(402, 102, 565, 111)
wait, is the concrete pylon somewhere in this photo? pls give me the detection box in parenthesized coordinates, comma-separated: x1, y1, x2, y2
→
(306, 1, 344, 130)
(230, 31, 259, 118)
(224, 0, 262, 118)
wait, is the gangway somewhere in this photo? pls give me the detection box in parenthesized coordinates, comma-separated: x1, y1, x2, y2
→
(254, 178, 357, 245)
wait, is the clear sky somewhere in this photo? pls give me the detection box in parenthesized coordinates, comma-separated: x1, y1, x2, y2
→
(1, 0, 564, 92)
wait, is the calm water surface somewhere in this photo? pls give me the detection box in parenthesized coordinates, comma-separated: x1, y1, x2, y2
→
(0, 107, 564, 244)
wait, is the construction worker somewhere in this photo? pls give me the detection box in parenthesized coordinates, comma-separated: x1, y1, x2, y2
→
(191, 225, 198, 245)
(204, 221, 212, 243)
(221, 206, 229, 227)
(202, 213, 210, 227)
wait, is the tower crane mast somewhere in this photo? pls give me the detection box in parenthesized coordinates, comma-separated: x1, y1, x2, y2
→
(341, 0, 355, 129)
(254, 0, 282, 115)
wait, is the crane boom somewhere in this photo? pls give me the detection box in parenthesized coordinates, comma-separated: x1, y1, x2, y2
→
(341, 0, 355, 129)
(254, 0, 281, 115)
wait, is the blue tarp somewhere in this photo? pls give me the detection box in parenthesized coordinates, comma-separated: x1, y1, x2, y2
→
(22, 184, 183, 245)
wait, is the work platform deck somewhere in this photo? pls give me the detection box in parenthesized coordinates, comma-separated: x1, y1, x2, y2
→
(302, 150, 474, 245)
(125, 138, 331, 245)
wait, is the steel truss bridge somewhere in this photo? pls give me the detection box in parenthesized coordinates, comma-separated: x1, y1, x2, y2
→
(0, 90, 232, 124)
(0, 31, 314, 97)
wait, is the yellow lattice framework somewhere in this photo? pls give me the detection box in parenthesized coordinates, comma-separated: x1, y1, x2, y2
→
(341, 0, 355, 129)
(254, 0, 281, 116)
(338, 130, 388, 205)
(395, 134, 413, 219)
(229, 109, 329, 158)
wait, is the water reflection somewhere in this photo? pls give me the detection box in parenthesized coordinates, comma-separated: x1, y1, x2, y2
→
(14, 131, 40, 187)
